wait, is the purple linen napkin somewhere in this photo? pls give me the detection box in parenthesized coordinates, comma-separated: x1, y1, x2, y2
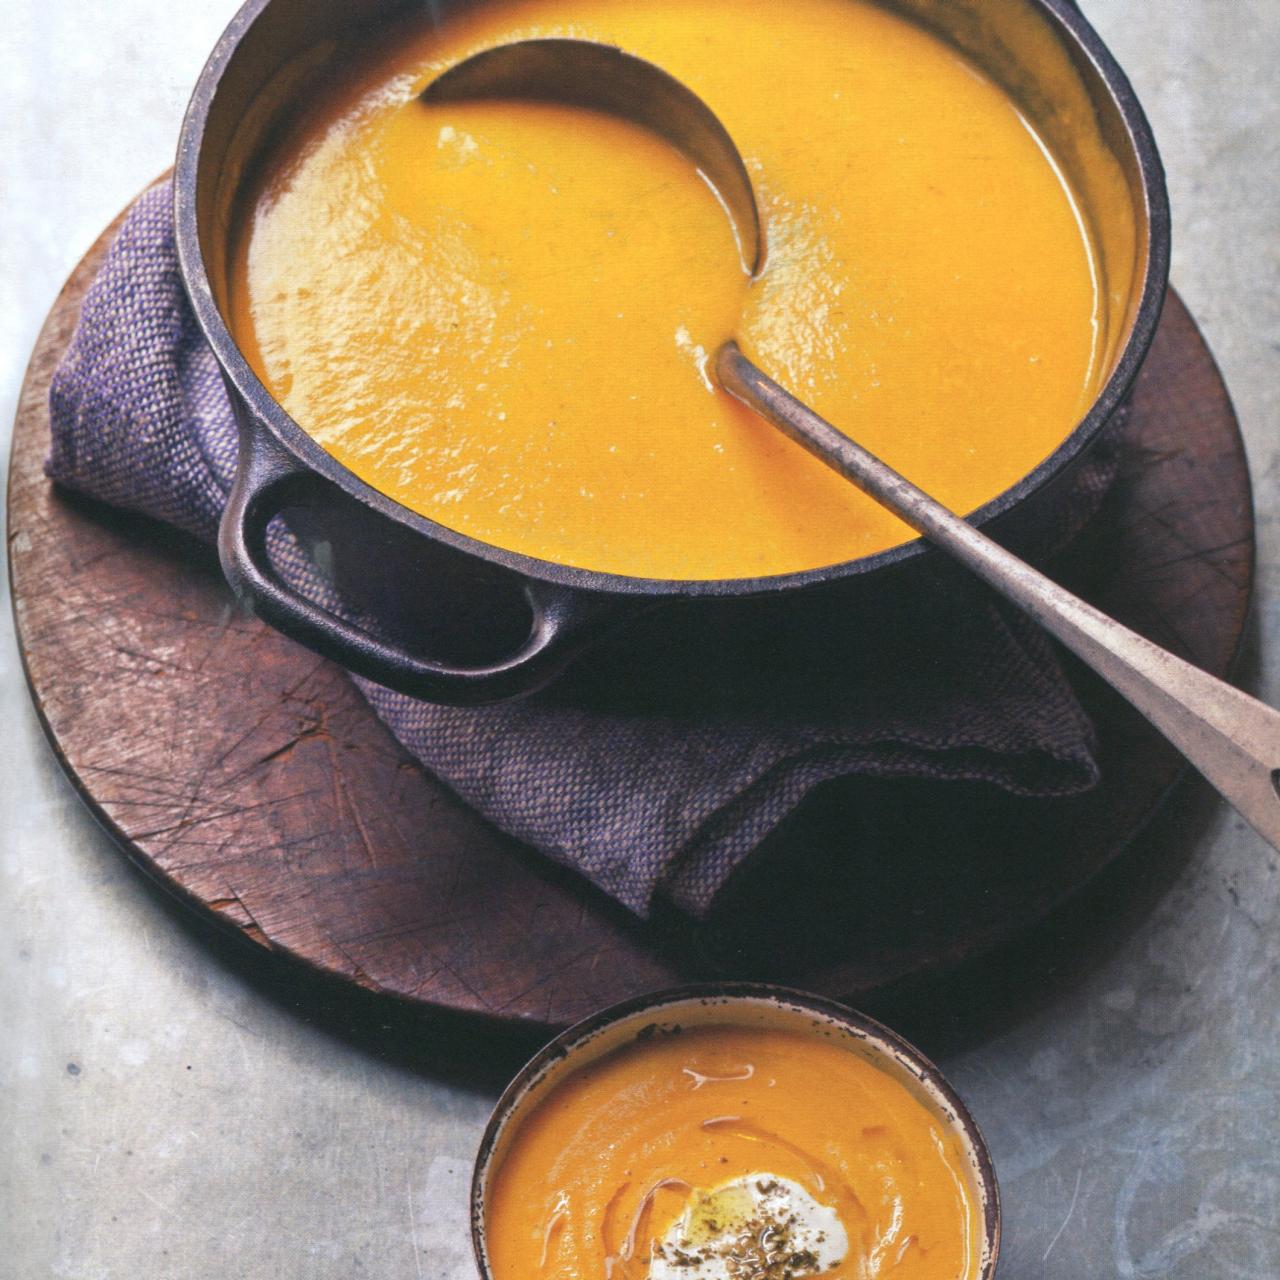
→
(48, 182, 1103, 918)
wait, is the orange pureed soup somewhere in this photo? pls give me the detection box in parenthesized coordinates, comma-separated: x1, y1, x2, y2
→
(484, 1022, 983, 1279)
(230, 0, 1106, 580)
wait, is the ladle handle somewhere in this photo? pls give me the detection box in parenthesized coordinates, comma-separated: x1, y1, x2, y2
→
(717, 343, 1280, 848)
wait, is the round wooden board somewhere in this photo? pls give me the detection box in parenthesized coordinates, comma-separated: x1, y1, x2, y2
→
(8, 197, 1254, 1032)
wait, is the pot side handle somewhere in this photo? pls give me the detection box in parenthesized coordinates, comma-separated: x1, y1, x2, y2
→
(218, 429, 622, 706)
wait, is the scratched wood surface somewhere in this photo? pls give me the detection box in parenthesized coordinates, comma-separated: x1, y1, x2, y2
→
(7, 204, 1254, 1031)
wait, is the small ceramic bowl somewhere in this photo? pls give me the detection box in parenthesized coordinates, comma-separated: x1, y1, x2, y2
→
(471, 983, 1000, 1278)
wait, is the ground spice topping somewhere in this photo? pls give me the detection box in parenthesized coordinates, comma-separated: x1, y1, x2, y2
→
(648, 1174, 846, 1280)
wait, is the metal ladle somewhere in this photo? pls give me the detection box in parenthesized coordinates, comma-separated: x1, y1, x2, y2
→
(422, 39, 1280, 848)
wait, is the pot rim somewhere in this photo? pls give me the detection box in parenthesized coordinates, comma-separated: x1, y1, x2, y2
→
(175, 0, 1170, 600)
(467, 981, 1001, 1279)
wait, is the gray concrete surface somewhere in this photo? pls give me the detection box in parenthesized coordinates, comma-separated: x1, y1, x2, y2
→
(2, 2, 1278, 1276)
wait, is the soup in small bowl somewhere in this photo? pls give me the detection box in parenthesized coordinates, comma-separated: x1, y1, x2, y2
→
(471, 985, 999, 1279)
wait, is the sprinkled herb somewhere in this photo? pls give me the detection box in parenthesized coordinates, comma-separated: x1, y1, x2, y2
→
(682, 1201, 827, 1278)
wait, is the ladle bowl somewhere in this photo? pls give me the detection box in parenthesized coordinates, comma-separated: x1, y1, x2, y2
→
(420, 38, 763, 276)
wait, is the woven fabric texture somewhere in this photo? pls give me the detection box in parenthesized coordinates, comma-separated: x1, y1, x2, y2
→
(48, 182, 1104, 917)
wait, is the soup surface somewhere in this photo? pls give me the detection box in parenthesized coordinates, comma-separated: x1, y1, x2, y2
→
(230, 0, 1103, 580)
(484, 1021, 983, 1279)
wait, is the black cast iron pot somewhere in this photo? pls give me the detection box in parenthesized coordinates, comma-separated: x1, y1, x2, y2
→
(175, 0, 1169, 706)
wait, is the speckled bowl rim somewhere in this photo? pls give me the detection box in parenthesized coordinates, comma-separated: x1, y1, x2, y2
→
(470, 983, 1000, 1279)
